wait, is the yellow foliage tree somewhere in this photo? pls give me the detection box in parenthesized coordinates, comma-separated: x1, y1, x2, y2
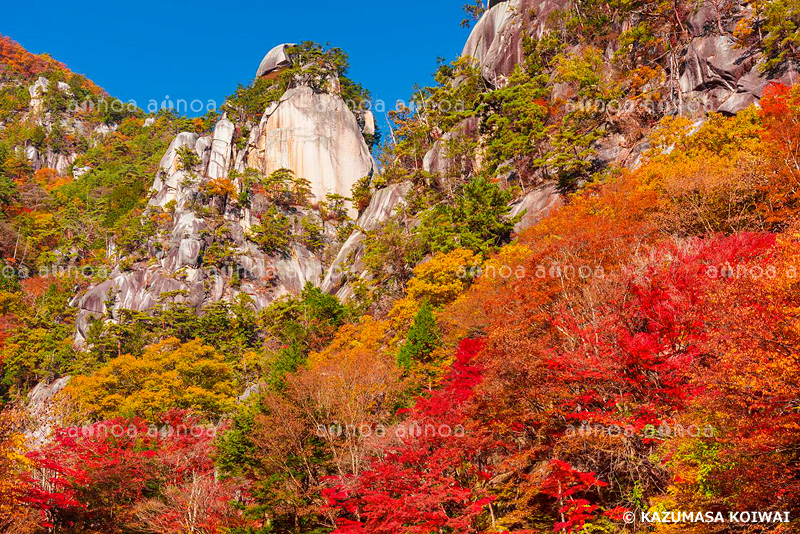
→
(201, 178, 237, 199)
(63, 338, 236, 421)
(388, 248, 481, 334)
(0, 409, 35, 532)
(406, 248, 480, 306)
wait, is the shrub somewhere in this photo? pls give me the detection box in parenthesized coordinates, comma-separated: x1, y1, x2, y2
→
(248, 206, 291, 255)
(175, 144, 201, 171)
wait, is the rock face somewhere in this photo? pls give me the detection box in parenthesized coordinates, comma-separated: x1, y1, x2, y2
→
(423, 117, 481, 177)
(24, 145, 77, 176)
(245, 85, 374, 212)
(675, 33, 795, 115)
(73, 65, 377, 342)
(321, 182, 413, 299)
(461, 0, 569, 86)
(462, 0, 796, 114)
(21, 76, 120, 177)
(319, 180, 559, 300)
(25, 376, 71, 447)
(509, 183, 562, 233)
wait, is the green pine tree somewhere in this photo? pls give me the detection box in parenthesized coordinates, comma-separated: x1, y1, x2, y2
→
(397, 302, 441, 368)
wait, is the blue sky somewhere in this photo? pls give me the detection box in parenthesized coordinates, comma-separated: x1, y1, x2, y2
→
(2, 1, 473, 122)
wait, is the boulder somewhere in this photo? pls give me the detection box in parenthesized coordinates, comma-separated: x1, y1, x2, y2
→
(737, 62, 799, 98)
(256, 43, 295, 79)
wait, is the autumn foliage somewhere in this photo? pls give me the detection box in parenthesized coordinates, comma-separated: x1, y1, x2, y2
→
(2, 22, 800, 534)
(20, 410, 247, 533)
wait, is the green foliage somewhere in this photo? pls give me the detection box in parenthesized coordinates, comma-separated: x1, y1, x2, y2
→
(0, 176, 17, 207)
(0, 269, 19, 292)
(351, 175, 373, 212)
(481, 66, 550, 177)
(83, 295, 262, 372)
(0, 284, 76, 394)
(299, 217, 324, 252)
(265, 343, 307, 390)
(758, 0, 800, 71)
(322, 193, 350, 222)
(175, 144, 201, 171)
(461, 0, 486, 28)
(248, 206, 291, 255)
(222, 41, 372, 123)
(56, 113, 184, 231)
(222, 77, 287, 122)
(260, 283, 348, 354)
(397, 302, 441, 368)
(260, 283, 350, 388)
(362, 219, 425, 293)
(201, 224, 240, 268)
(215, 398, 261, 477)
(231, 167, 261, 208)
(0, 83, 30, 121)
(560, 0, 646, 44)
(262, 168, 312, 207)
(417, 176, 520, 256)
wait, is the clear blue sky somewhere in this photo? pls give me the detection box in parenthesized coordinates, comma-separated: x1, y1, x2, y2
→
(2, 0, 473, 121)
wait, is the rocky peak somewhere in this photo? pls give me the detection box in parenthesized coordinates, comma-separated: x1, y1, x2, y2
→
(72, 47, 377, 341)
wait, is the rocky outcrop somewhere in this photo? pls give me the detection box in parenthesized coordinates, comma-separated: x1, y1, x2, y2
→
(509, 183, 562, 233)
(423, 116, 480, 177)
(22, 76, 117, 176)
(24, 145, 77, 176)
(245, 85, 374, 212)
(321, 182, 412, 299)
(675, 33, 795, 115)
(25, 376, 71, 447)
(463, 0, 796, 115)
(461, 0, 569, 86)
(319, 180, 557, 300)
(73, 112, 336, 342)
(207, 117, 235, 180)
(73, 55, 377, 342)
